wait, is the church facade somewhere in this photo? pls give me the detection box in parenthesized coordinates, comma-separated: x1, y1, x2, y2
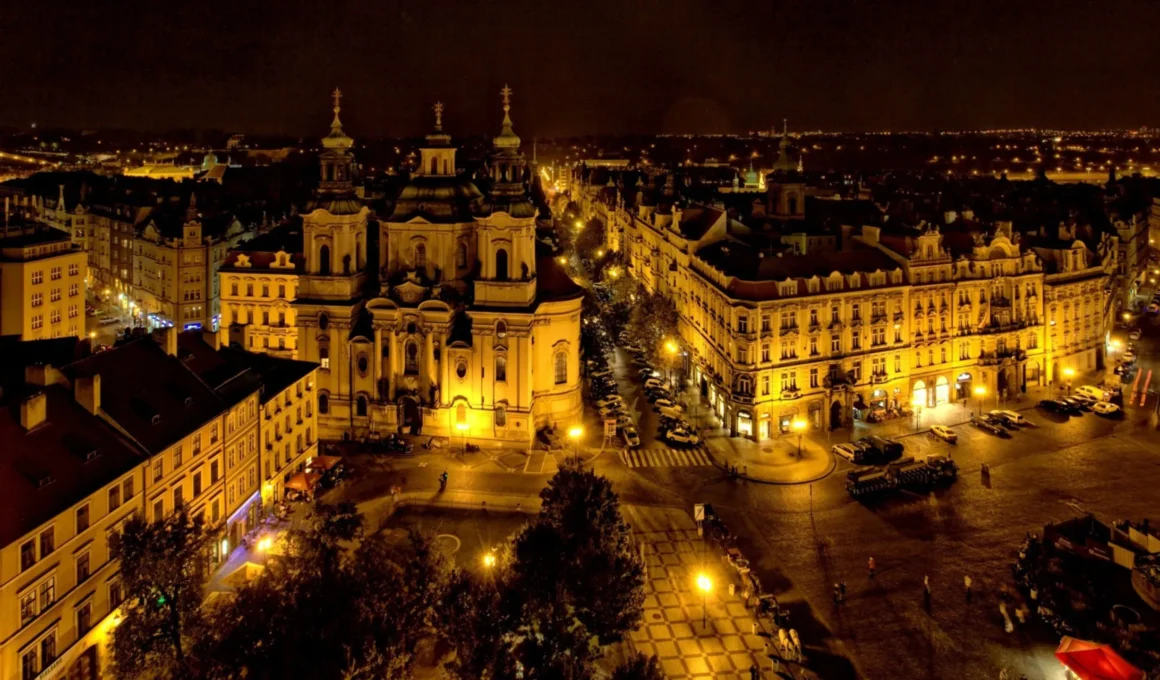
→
(295, 89, 583, 444)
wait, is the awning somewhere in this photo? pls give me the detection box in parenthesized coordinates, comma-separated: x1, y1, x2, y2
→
(285, 472, 322, 492)
(1055, 636, 1144, 680)
(307, 455, 342, 472)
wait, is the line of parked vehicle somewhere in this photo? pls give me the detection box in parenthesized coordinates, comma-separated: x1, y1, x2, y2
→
(1037, 384, 1121, 418)
(833, 434, 959, 497)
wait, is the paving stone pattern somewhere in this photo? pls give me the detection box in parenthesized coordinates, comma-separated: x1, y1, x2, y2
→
(629, 528, 769, 679)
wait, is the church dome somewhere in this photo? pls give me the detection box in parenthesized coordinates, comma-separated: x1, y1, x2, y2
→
(389, 175, 483, 223)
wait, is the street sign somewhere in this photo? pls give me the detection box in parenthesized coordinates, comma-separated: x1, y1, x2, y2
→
(604, 418, 617, 438)
(694, 503, 705, 521)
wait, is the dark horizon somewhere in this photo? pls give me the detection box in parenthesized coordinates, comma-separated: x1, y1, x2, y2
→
(3, 0, 1160, 138)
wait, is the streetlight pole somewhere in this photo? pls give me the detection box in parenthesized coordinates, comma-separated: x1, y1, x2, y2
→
(792, 418, 806, 457)
(696, 574, 712, 629)
(455, 422, 469, 456)
(568, 425, 584, 464)
(974, 386, 986, 417)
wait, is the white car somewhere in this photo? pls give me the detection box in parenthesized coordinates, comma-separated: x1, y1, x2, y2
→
(1093, 401, 1121, 416)
(644, 377, 665, 389)
(832, 443, 861, 462)
(930, 425, 958, 443)
(598, 404, 625, 418)
(652, 398, 682, 412)
(594, 396, 624, 408)
(1129, 329, 1142, 341)
(665, 429, 701, 446)
(1123, 351, 1137, 363)
(615, 414, 635, 429)
(590, 368, 614, 379)
(622, 426, 642, 448)
(989, 410, 1026, 426)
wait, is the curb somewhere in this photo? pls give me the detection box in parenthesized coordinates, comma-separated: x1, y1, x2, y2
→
(701, 444, 838, 486)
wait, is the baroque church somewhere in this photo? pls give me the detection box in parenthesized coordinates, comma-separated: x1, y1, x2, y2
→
(295, 88, 583, 443)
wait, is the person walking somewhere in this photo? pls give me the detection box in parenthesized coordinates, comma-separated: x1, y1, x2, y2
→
(439, 470, 449, 490)
(868, 556, 876, 579)
(964, 575, 972, 602)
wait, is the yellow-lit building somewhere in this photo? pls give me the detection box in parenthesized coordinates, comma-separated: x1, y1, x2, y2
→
(295, 91, 583, 443)
(0, 353, 145, 680)
(581, 163, 1118, 440)
(219, 226, 304, 358)
(0, 226, 87, 341)
(252, 356, 319, 510)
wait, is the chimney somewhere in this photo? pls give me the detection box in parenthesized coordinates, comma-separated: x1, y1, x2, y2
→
(25, 364, 63, 387)
(21, 392, 48, 430)
(202, 329, 220, 351)
(75, 375, 101, 415)
(155, 326, 178, 356)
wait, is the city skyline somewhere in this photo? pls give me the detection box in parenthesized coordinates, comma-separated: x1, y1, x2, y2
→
(3, 0, 1160, 137)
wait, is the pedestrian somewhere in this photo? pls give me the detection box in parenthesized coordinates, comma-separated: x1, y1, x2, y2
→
(964, 575, 972, 602)
(839, 581, 847, 601)
(868, 556, 876, 579)
(924, 575, 930, 594)
(749, 664, 759, 680)
(833, 583, 841, 605)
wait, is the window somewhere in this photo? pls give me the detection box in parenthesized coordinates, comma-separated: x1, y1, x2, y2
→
(456, 242, 468, 268)
(262, 285, 269, 297)
(32, 270, 43, 285)
(872, 327, 885, 346)
(77, 600, 92, 635)
(895, 354, 901, 372)
(210, 460, 220, 483)
(31, 292, 43, 307)
(495, 355, 507, 382)
(124, 476, 134, 500)
(780, 311, 795, 329)
(278, 284, 286, 298)
(318, 245, 331, 276)
(414, 244, 427, 269)
(210, 423, 219, 444)
(40, 528, 54, 557)
(831, 335, 841, 353)
(50, 266, 61, 281)
(68, 304, 78, 318)
(319, 346, 330, 370)
(405, 341, 419, 374)
(495, 248, 509, 281)
(831, 305, 840, 323)
(554, 352, 568, 385)
(109, 579, 124, 607)
(20, 591, 36, 626)
(851, 333, 861, 350)
(173, 446, 182, 468)
(50, 309, 61, 324)
(738, 315, 749, 333)
(153, 458, 163, 482)
(77, 552, 91, 582)
(153, 498, 165, 522)
(231, 283, 238, 296)
(356, 396, 368, 417)
(809, 336, 818, 355)
(50, 288, 61, 302)
(762, 375, 770, 395)
(76, 505, 90, 533)
(318, 393, 329, 414)
(761, 315, 771, 332)
(109, 485, 121, 511)
(851, 361, 862, 382)
(31, 315, 42, 330)
(173, 487, 184, 511)
(761, 344, 770, 362)
(41, 631, 56, 668)
(809, 309, 818, 326)
(809, 367, 819, 388)
(39, 578, 55, 611)
(495, 406, 507, 427)
(69, 283, 79, 297)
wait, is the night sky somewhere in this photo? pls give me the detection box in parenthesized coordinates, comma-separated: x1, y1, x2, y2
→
(3, 0, 1159, 137)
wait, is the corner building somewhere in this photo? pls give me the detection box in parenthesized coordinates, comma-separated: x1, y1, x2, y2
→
(296, 90, 582, 443)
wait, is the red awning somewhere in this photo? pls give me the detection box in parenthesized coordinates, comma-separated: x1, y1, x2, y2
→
(1055, 636, 1144, 680)
(307, 455, 342, 472)
(285, 472, 322, 492)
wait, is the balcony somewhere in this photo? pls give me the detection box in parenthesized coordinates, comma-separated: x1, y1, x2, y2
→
(870, 371, 889, 384)
(736, 330, 757, 342)
(732, 391, 755, 404)
(779, 325, 799, 337)
(871, 314, 887, 325)
(808, 323, 822, 334)
(828, 319, 844, 330)
(780, 387, 802, 400)
(991, 297, 1013, 308)
(850, 316, 863, 327)
(893, 311, 905, 321)
(977, 349, 1027, 365)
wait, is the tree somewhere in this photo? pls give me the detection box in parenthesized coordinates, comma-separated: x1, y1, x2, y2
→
(110, 510, 215, 680)
(611, 653, 666, 680)
(625, 291, 680, 363)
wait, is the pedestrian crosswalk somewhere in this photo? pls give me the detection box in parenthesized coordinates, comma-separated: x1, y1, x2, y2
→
(619, 447, 712, 468)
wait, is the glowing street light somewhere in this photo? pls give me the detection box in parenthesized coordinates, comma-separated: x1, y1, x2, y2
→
(455, 421, 469, 455)
(568, 425, 583, 460)
(973, 385, 986, 417)
(792, 418, 807, 457)
(482, 551, 497, 569)
(696, 573, 712, 628)
(257, 536, 273, 552)
(1062, 367, 1075, 394)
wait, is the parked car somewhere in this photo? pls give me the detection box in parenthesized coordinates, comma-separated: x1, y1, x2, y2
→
(622, 427, 642, 448)
(665, 429, 701, 446)
(1093, 401, 1121, 416)
(656, 405, 683, 420)
(1075, 385, 1111, 402)
(930, 425, 958, 443)
(598, 404, 625, 418)
(638, 368, 661, 380)
(857, 436, 903, 463)
(1129, 328, 1142, 341)
(99, 317, 120, 325)
(1059, 396, 1089, 411)
(646, 390, 671, 403)
(971, 416, 1008, 436)
(590, 368, 614, 379)
(1123, 351, 1137, 364)
(1038, 398, 1073, 414)
(652, 398, 682, 412)
(594, 396, 624, 408)
(644, 377, 665, 389)
(989, 410, 1027, 426)
(832, 443, 864, 463)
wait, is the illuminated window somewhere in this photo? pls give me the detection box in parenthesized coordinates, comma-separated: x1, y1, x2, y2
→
(414, 244, 426, 269)
(495, 355, 507, 382)
(554, 352, 567, 385)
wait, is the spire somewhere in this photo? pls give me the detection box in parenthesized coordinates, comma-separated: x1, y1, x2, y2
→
(773, 119, 798, 173)
(493, 84, 521, 149)
(501, 84, 513, 128)
(322, 87, 354, 150)
(433, 101, 444, 132)
(57, 184, 65, 212)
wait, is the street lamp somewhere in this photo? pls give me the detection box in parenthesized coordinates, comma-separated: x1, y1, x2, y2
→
(664, 340, 679, 389)
(792, 418, 807, 457)
(455, 422, 469, 455)
(973, 385, 986, 417)
(568, 425, 583, 461)
(1063, 367, 1075, 394)
(482, 551, 497, 569)
(696, 573, 712, 628)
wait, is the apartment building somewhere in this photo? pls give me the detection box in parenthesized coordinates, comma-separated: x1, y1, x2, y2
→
(0, 342, 145, 680)
(218, 225, 304, 358)
(583, 171, 1117, 440)
(0, 225, 87, 341)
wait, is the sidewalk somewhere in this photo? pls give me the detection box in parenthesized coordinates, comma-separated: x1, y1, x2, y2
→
(704, 435, 834, 485)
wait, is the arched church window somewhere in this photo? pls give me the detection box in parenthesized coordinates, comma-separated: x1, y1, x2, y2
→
(318, 393, 329, 414)
(495, 355, 507, 382)
(356, 395, 368, 417)
(496, 249, 509, 281)
(495, 406, 507, 427)
(414, 244, 427, 269)
(318, 346, 330, 370)
(405, 341, 419, 374)
(430, 157, 438, 175)
(318, 313, 329, 331)
(318, 244, 331, 276)
(495, 320, 507, 339)
(554, 352, 567, 385)
(456, 242, 468, 269)
(456, 403, 467, 424)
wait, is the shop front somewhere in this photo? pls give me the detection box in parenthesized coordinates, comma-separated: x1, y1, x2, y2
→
(913, 379, 928, 407)
(737, 410, 754, 438)
(935, 376, 950, 405)
(955, 372, 972, 401)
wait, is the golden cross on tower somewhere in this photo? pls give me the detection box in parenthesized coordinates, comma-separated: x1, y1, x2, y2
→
(332, 88, 343, 114)
(433, 101, 444, 131)
(501, 84, 512, 112)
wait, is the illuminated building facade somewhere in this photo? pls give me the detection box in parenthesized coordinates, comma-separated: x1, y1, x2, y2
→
(581, 161, 1118, 440)
(0, 226, 87, 341)
(219, 226, 304, 358)
(296, 90, 583, 443)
